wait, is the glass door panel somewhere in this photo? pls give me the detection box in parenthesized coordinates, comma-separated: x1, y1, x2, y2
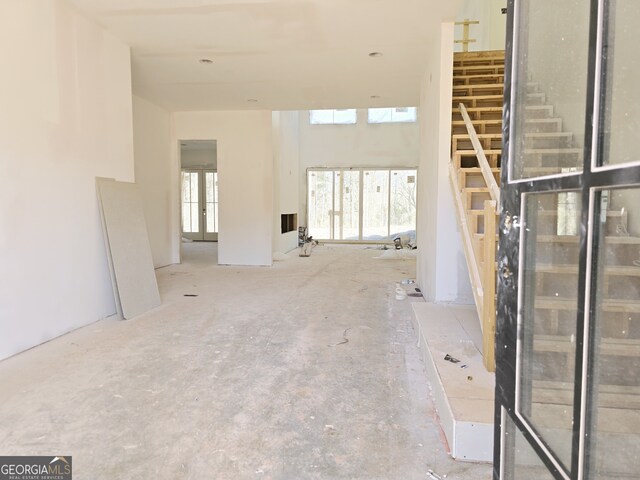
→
(517, 191, 582, 473)
(308, 170, 334, 240)
(341, 170, 360, 240)
(390, 170, 417, 239)
(510, 0, 590, 180)
(599, 2, 640, 168)
(181, 170, 201, 240)
(204, 170, 218, 241)
(588, 187, 640, 478)
(497, 1, 640, 479)
(362, 170, 390, 240)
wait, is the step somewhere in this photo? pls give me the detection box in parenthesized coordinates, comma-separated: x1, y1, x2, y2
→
(520, 148, 583, 168)
(452, 106, 503, 122)
(453, 95, 504, 109)
(453, 74, 505, 86)
(451, 119, 502, 135)
(522, 132, 573, 149)
(533, 380, 640, 410)
(452, 133, 503, 151)
(528, 209, 627, 236)
(526, 92, 546, 106)
(453, 56, 505, 67)
(459, 167, 501, 189)
(453, 149, 502, 169)
(534, 333, 640, 355)
(536, 264, 640, 276)
(452, 83, 504, 97)
(536, 234, 640, 245)
(524, 105, 555, 119)
(463, 187, 491, 210)
(524, 118, 563, 133)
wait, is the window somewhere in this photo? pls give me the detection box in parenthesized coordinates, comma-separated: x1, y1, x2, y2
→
(307, 168, 417, 241)
(368, 107, 417, 124)
(309, 109, 357, 125)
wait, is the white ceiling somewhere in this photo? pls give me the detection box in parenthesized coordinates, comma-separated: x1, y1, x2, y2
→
(68, 0, 460, 112)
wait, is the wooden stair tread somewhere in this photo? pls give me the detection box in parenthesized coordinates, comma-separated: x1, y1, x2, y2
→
(537, 234, 640, 244)
(532, 380, 640, 410)
(522, 148, 582, 154)
(524, 132, 572, 139)
(535, 296, 640, 313)
(453, 94, 503, 101)
(536, 264, 640, 276)
(452, 133, 502, 139)
(459, 167, 501, 172)
(534, 334, 640, 355)
(453, 106, 503, 113)
(451, 119, 503, 125)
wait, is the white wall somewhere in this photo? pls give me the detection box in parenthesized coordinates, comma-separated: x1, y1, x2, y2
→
(173, 111, 274, 266)
(132, 96, 176, 268)
(272, 111, 300, 254)
(455, 0, 506, 52)
(0, 0, 134, 360)
(298, 108, 420, 225)
(417, 23, 474, 304)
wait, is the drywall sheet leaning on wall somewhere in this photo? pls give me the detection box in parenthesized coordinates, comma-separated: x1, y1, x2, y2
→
(96, 177, 161, 319)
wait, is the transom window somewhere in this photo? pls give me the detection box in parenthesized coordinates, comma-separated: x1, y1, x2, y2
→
(309, 109, 357, 125)
(368, 107, 417, 124)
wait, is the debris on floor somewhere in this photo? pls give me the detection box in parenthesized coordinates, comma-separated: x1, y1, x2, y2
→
(328, 328, 351, 347)
(393, 237, 403, 249)
(427, 469, 446, 479)
(184, 294, 198, 297)
(443, 354, 460, 364)
(395, 285, 407, 300)
(401, 279, 415, 285)
(299, 240, 318, 257)
(415, 287, 421, 293)
(407, 292, 422, 297)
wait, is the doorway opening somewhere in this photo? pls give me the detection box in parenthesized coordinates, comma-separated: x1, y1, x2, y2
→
(180, 140, 218, 242)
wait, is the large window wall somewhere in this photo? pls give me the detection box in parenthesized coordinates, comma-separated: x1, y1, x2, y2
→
(307, 168, 417, 242)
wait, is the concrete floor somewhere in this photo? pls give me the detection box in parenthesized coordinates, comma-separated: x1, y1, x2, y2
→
(0, 243, 492, 479)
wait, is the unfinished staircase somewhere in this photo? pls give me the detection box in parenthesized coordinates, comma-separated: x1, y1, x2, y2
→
(450, 50, 640, 474)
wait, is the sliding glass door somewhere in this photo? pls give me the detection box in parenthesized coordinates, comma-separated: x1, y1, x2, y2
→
(307, 168, 417, 242)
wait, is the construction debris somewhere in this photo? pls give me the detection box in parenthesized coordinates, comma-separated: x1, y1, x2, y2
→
(328, 328, 351, 347)
(444, 354, 461, 364)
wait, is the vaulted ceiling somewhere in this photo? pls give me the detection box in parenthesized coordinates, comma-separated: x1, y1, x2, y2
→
(68, 0, 460, 111)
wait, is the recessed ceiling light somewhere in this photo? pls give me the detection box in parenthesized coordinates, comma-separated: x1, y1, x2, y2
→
(247, 99, 258, 103)
(368, 52, 383, 58)
(199, 58, 213, 64)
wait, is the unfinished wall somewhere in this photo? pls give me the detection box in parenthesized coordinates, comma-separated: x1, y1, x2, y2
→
(455, 0, 506, 52)
(298, 108, 420, 226)
(417, 23, 474, 304)
(133, 96, 176, 268)
(272, 111, 301, 254)
(173, 111, 274, 266)
(0, 0, 134, 360)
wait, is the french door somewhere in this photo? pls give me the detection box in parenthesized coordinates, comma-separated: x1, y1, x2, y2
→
(495, 1, 640, 478)
(181, 169, 218, 241)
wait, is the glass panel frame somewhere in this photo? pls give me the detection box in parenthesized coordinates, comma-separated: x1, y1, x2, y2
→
(496, 0, 640, 479)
